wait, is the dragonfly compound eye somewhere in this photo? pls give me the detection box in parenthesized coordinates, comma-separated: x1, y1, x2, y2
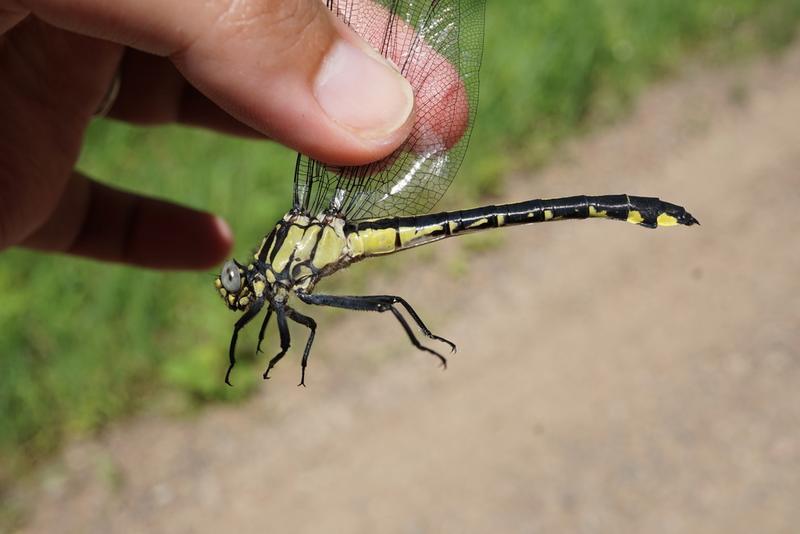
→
(220, 260, 242, 293)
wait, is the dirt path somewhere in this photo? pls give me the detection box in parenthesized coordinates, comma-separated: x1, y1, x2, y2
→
(17, 44, 800, 534)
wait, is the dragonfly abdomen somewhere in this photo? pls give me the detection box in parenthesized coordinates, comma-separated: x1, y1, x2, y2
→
(347, 194, 698, 258)
(494, 195, 699, 228)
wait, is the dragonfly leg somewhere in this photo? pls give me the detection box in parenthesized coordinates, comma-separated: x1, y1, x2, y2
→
(386, 305, 448, 369)
(286, 307, 317, 387)
(225, 299, 264, 386)
(390, 296, 456, 353)
(256, 306, 274, 354)
(263, 308, 291, 380)
(296, 293, 449, 368)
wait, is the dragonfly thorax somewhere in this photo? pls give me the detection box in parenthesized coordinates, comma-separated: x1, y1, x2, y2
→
(214, 212, 355, 313)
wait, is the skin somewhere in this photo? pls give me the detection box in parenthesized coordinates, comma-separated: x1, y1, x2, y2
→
(0, 0, 469, 270)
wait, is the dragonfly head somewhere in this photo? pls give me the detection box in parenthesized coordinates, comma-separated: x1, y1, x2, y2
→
(214, 259, 268, 312)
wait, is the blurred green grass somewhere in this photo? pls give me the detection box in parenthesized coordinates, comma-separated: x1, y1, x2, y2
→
(2, 0, 799, 481)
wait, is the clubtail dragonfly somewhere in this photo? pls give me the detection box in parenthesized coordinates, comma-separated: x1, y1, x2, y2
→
(215, 0, 698, 386)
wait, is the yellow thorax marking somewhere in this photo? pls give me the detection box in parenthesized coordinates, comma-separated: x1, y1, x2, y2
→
(346, 232, 364, 257)
(398, 224, 443, 247)
(271, 224, 306, 272)
(253, 279, 267, 297)
(293, 265, 314, 280)
(293, 225, 322, 263)
(254, 235, 270, 261)
(312, 225, 346, 270)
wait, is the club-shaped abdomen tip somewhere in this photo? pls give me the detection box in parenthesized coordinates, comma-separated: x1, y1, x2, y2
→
(681, 211, 700, 226)
(660, 201, 699, 227)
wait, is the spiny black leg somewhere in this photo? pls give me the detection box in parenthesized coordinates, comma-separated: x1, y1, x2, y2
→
(297, 293, 449, 368)
(300, 293, 455, 352)
(225, 300, 264, 386)
(389, 296, 456, 353)
(263, 309, 291, 380)
(286, 308, 317, 387)
(387, 306, 448, 369)
(256, 306, 274, 354)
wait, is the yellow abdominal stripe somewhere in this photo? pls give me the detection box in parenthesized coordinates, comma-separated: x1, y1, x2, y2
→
(626, 210, 679, 226)
(348, 223, 448, 257)
(467, 218, 488, 230)
(397, 227, 419, 244)
(589, 206, 608, 218)
(398, 225, 443, 245)
(656, 213, 679, 226)
(626, 210, 644, 225)
(354, 228, 396, 255)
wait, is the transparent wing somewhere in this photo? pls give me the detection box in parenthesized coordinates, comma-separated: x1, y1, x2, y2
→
(293, 0, 485, 220)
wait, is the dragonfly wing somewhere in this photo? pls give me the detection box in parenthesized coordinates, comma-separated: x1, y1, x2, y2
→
(293, 0, 485, 220)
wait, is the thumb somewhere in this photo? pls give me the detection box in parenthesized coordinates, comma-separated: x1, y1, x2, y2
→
(19, 0, 415, 165)
(174, 0, 416, 165)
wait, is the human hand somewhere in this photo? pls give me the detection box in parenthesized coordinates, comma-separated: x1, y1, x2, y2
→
(0, 0, 467, 269)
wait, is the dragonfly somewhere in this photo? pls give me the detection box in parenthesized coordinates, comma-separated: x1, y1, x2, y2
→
(215, 0, 698, 386)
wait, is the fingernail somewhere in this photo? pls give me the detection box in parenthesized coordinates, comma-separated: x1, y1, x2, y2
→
(314, 39, 414, 140)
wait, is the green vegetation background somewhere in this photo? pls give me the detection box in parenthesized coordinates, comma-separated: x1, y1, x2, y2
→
(2, 0, 799, 482)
